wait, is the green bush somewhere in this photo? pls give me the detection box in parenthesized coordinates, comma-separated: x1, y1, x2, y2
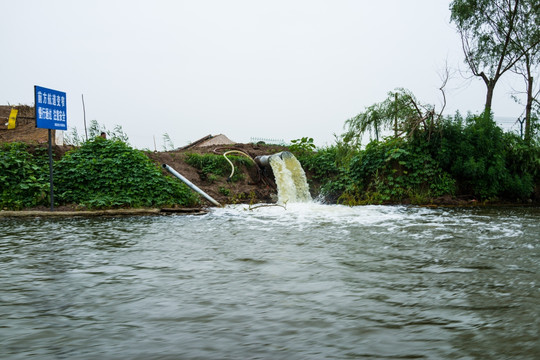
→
(297, 146, 351, 200)
(500, 132, 538, 200)
(344, 138, 455, 204)
(0, 143, 49, 210)
(289, 137, 316, 156)
(328, 88, 539, 203)
(55, 138, 199, 208)
(431, 112, 536, 200)
(287, 112, 538, 204)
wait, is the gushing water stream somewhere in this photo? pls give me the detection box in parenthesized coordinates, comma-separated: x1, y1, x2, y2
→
(269, 152, 312, 204)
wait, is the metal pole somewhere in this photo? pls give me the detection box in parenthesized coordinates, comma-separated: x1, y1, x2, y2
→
(394, 92, 398, 138)
(48, 129, 54, 211)
(82, 94, 88, 141)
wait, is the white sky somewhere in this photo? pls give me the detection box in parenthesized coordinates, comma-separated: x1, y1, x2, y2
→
(0, 0, 527, 149)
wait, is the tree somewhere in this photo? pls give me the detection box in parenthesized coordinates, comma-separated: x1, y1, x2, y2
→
(343, 101, 386, 145)
(511, 0, 540, 142)
(343, 88, 443, 147)
(450, 0, 540, 112)
(64, 120, 130, 146)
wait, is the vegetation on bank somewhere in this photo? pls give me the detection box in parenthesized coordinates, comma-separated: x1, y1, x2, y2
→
(0, 143, 50, 210)
(0, 138, 199, 210)
(290, 0, 540, 207)
(184, 152, 253, 183)
(294, 111, 539, 205)
(1, 112, 539, 210)
(55, 138, 199, 208)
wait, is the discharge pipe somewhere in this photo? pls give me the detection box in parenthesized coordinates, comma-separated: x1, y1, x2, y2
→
(162, 164, 221, 207)
(254, 151, 293, 168)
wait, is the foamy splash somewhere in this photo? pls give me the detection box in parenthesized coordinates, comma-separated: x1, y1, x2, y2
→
(209, 203, 526, 241)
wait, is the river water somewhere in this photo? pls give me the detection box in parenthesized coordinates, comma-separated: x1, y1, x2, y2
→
(1, 204, 539, 359)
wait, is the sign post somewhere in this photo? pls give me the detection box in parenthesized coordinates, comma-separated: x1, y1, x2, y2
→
(34, 85, 67, 211)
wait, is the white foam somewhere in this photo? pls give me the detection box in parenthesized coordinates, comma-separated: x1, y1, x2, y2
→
(209, 203, 527, 241)
(211, 203, 414, 228)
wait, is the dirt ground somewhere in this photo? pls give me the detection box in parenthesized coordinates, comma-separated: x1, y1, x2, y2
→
(0, 105, 55, 144)
(147, 143, 290, 206)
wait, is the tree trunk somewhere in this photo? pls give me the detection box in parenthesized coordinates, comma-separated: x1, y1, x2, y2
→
(485, 81, 495, 113)
(524, 75, 533, 142)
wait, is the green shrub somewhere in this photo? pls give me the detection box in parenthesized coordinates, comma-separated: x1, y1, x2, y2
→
(219, 186, 231, 196)
(55, 138, 199, 208)
(344, 138, 455, 203)
(289, 137, 316, 156)
(297, 145, 351, 200)
(430, 112, 537, 200)
(500, 132, 538, 200)
(295, 111, 539, 204)
(0, 143, 49, 210)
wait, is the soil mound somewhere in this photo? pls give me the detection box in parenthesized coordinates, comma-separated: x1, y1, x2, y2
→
(0, 105, 62, 145)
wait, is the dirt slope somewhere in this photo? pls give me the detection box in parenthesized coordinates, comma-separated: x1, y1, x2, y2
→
(0, 105, 56, 144)
(147, 143, 289, 206)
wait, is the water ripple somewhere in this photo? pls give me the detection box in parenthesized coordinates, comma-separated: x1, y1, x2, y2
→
(1, 206, 539, 359)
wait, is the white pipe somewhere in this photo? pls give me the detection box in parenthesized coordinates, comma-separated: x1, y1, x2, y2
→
(162, 164, 221, 207)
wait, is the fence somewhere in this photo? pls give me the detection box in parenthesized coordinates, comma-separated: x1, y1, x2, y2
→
(250, 137, 288, 146)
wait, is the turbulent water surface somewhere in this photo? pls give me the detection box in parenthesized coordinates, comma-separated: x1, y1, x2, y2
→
(1, 204, 539, 359)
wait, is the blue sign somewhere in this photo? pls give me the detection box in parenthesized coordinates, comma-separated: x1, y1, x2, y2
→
(35, 85, 67, 130)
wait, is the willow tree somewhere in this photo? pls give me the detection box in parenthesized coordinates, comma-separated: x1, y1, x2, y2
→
(450, 0, 539, 112)
(343, 89, 442, 147)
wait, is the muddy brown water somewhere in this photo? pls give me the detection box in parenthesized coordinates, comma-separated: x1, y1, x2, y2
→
(1, 204, 539, 359)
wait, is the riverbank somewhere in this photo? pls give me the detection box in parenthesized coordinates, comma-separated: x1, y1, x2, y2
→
(4, 205, 538, 219)
(1, 136, 539, 210)
(0, 208, 208, 218)
(3, 139, 539, 212)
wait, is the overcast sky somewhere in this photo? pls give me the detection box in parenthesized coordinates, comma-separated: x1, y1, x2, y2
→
(1, 0, 526, 149)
